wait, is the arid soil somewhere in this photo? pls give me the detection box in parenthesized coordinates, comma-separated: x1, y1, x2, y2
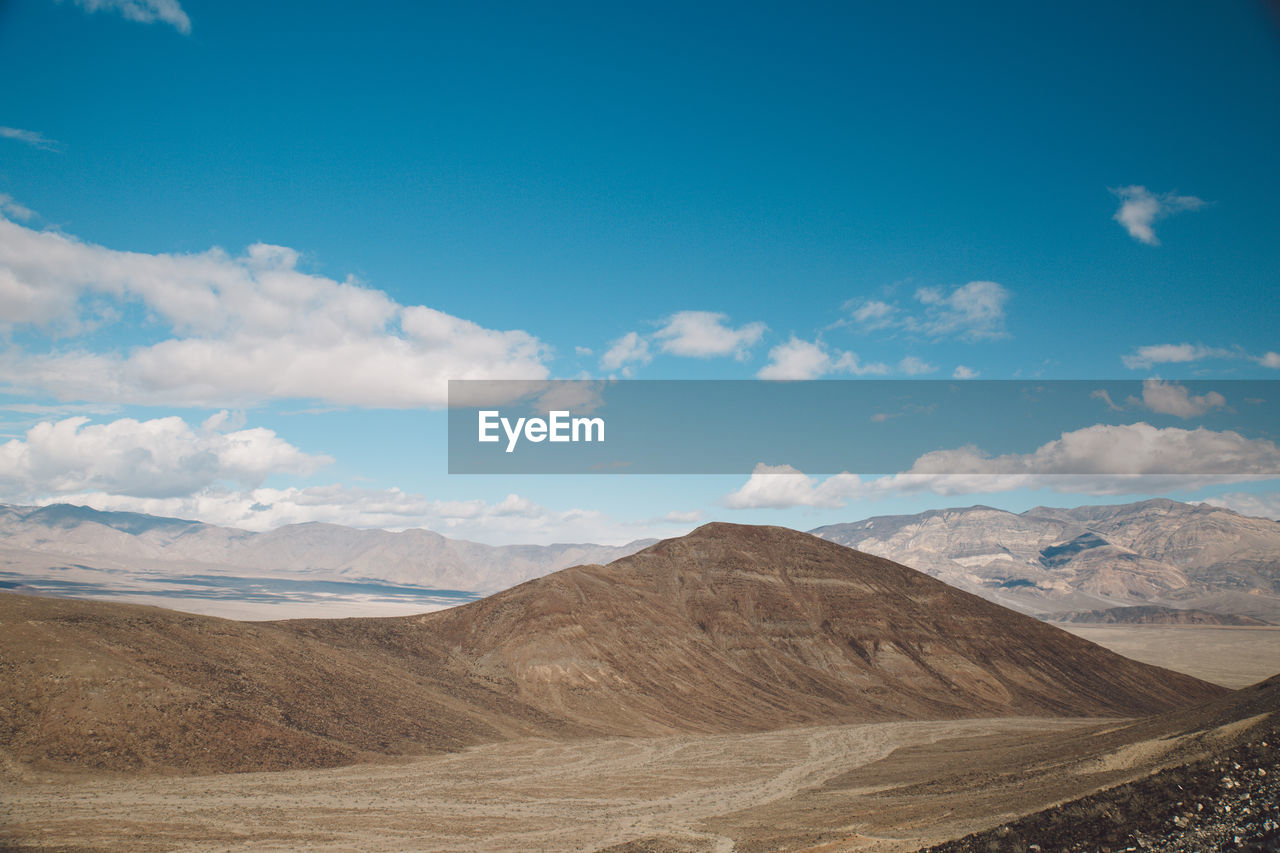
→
(3, 681, 1274, 853)
(0, 718, 1106, 852)
(1058, 624, 1280, 688)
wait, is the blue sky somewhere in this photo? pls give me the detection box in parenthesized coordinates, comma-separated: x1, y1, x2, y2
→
(1, 0, 1279, 543)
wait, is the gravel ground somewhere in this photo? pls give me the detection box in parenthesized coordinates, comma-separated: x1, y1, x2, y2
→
(923, 718, 1279, 853)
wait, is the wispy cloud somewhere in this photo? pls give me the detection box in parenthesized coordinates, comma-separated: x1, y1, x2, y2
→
(1110, 185, 1205, 246)
(1121, 342, 1279, 371)
(1091, 389, 1123, 412)
(0, 193, 35, 221)
(0, 127, 62, 152)
(0, 218, 549, 407)
(846, 281, 1010, 341)
(70, 0, 191, 34)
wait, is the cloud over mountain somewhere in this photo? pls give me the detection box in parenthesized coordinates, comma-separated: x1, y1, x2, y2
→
(0, 414, 329, 500)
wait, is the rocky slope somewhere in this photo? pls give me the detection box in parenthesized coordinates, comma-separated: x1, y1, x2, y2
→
(924, 674, 1280, 853)
(0, 523, 1225, 774)
(811, 498, 1280, 623)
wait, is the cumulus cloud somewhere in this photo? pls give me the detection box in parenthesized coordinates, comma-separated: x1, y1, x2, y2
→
(1130, 379, 1226, 418)
(1110, 185, 1206, 246)
(0, 127, 62, 152)
(847, 281, 1010, 341)
(0, 415, 329, 500)
(1199, 492, 1280, 521)
(599, 331, 652, 374)
(722, 463, 864, 509)
(70, 0, 191, 33)
(0, 219, 549, 407)
(652, 311, 766, 359)
(953, 365, 979, 379)
(721, 422, 1280, 508)
(756, 337, 888, 380)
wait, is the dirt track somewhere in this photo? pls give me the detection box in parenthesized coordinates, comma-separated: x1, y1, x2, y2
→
(1, 718, 1091, 852)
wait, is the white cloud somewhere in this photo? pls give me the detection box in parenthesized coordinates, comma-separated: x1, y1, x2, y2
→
(0, 415, 329, 500)
(0, 127, 62, 152)
(901, 422, 1277, 482)
(0, 194, 35, 221)
(849, 300, 898, 330)
(652, 310, 766, 359)
(721, 422, 1280, 508)
(1130, 378, 1226, 418)
(1110, 185, 1206, 246)
(1120, 342, 1280, 371)
(756, 337, 888, 380)
(847, 281, 1010, 341)
(599, 331, 652, 374)
(53, 485, 689, 545)
(1121, 343, 1234, 370)
(953, 365, 979, 379)
(0, 219, 549, 407)
(898, 355, 937, 375)
(71, 0, 191, 33)
(723, 463, 864, 509)
(1199, 492, 1280, 521)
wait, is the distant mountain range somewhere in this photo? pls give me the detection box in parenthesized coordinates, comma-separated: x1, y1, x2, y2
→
(0, 502, 652, 596)
(2, 498, 1279, 623)
(0, 523, 1223, 775)
(810, 498, 1280, 624)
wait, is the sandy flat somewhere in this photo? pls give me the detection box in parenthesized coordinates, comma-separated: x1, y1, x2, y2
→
(1, 718, 1092, 853)
(1058, 624, 1280, 688)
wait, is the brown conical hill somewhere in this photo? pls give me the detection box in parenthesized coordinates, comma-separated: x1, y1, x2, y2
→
(1, 523, 1227, 775)
(402, 522, 1224, 734)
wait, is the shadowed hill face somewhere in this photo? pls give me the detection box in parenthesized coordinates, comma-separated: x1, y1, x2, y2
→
(0, 523, 1228, 774)
(411, 523, 1225, 734)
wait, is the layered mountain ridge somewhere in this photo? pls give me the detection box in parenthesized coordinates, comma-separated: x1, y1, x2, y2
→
(811, 498, 1280, 623)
